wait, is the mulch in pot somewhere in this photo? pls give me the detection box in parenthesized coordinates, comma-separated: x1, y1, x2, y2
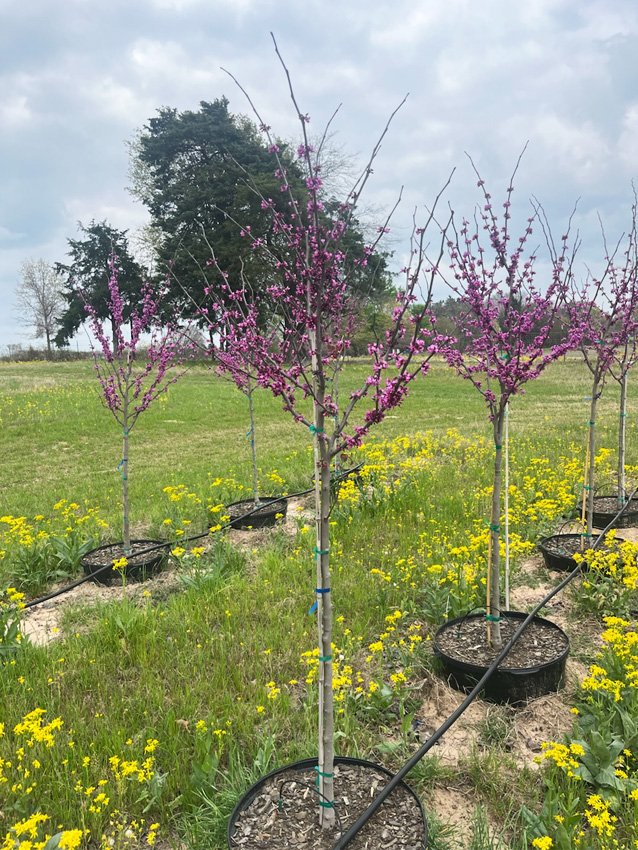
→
(434, 612, 570, 704)
(82, 539, 166, 585)
(435, 615, 568, 670)
(577, 494, 638, 529)
(229, 759, 425, 850)
(538, 532, 627, 572)
(223, 498, 288, 530)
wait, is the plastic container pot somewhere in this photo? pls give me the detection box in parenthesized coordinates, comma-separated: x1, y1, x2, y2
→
(222, 497, 288, 530)
(433, 611, 570, 704)
(227, 755, 427, 849)
(82, 539, 166, 585)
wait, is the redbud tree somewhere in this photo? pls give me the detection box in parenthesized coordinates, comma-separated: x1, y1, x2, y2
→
(441, 158, 581, 649)
(207, 47, 451, 829)
(85, 260, 191, 555)
(570, 204, 638, 534)
(214, 291, 264, 507)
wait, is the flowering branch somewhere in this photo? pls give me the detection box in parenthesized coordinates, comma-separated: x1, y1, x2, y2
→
(85, 258, 193, 552)
(439, 159, 582, 647)
(206, 40, 452, 830)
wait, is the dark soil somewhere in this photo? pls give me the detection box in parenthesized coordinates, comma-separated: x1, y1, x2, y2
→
(541, 533, 626, 558)
(435, 615, 569, 669)
(229, 763, 425, 849)
(540, 534, 598, 558)
(578, 495, 638, 528)
(225, 498, 288, 530)
(82, 540, 166, 584)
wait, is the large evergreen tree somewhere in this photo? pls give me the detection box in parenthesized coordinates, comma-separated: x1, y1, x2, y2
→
(54, 221, 146, 348)
(128, 98, 393, 324)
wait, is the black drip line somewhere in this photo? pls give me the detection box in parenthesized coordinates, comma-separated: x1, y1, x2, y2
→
(331, 486, 638, 849)
(18, 465, 631, 849)
(22, 465, 364, 611)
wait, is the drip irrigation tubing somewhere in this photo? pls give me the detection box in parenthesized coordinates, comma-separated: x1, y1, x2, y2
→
(331, 486, 638, 849)
(22, 464, 364, 611)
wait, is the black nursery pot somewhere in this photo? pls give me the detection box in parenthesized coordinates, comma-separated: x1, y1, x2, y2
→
(538, 533, 598, 572)
(576, 495, 638, 529)
(82, 539, 166, 585)
(223, 497, 288, 530)
(227, 756, 427, 849)
(433, 611, 570, 705)
(538, 532, 626, 572)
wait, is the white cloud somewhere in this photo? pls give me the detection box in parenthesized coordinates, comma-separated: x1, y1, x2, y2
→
(0, 92, 31, 127)
(0, 225, 26, 242)
(618, 103, 638, 173)
(532, 113, 610, 184)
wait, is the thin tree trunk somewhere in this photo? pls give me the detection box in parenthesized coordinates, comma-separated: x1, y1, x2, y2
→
(586, 385, 599, 541)
(488, 412, 505, 649)
(122, 426, 130, 553)
(315, 436, 334, 829)
(310, 337, 335, 830)
(504, 404, 510, 611)
(619, 373, 627, 506)
(45, 330, 52, 360)
(333, 366, 341, 477)
(246, 375, 259, 505)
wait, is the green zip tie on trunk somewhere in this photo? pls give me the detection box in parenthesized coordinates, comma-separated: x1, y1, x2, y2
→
(485, 521, 500, 533)
(484, 615, 501, 622)
(588, 421, 595, 426)
(309, 424, 324, 435)
(583, 484, 593, 490)
(495, 445, 502, 450)
(315, 767, 334, 778)
(314, 548, 330, 557)
(318, 655, 332, 662)
(621, 413, 628, 417)
(319, 800, 334, 808)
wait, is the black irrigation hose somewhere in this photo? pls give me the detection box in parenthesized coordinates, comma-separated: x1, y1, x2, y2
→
(332, 487, 638, 850)
(22, 464, 364, 611)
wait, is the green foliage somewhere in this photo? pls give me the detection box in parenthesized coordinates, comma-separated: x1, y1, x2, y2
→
(54, 220, 145, 348)
(131, 98, 303, 321)
(1, 357, 638, 846)
(529, 618, 638, 848)
(130, 98, 393, 325)
(0, 586, 27, 661)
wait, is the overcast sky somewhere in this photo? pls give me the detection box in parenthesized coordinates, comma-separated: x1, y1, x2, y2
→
(2, 0, 638, 351)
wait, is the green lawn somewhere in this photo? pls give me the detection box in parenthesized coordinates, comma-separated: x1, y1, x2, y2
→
(0, 356, 637, 850)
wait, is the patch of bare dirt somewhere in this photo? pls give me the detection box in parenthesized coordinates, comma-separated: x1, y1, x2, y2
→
(22, 565, 181, 647)
(426, 787, 490, 847)
(508, 693, 577, 769)
(413, 672, 487, 766)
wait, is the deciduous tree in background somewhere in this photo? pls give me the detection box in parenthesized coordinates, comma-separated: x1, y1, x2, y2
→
(14, 259, 64, 358)
(569, 206, 638, 536)
(128, 99, 394, 328)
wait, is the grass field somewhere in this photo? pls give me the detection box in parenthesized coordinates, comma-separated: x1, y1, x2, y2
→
(1, 357, 638, 850)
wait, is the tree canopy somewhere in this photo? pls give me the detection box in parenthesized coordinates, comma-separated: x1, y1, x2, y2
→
(128, 98, 393, 324)
(54, 221, 146, 348)
(15, 259, 64, 357)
